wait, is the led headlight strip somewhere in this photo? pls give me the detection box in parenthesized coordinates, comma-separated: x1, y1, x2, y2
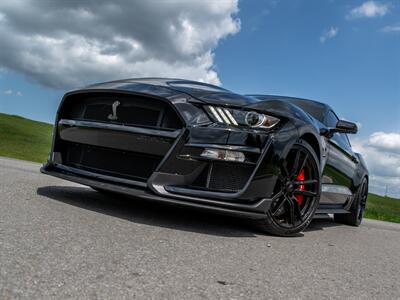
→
(209, 106, 238, 125)
(208, 106, 223, 123)
(206, 105, 279, 129)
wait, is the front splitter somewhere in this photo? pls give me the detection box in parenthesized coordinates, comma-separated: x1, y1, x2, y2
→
(40, 164, 272, 220)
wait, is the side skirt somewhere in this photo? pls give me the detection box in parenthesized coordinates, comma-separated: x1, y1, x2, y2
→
(316, 203, 349, 214)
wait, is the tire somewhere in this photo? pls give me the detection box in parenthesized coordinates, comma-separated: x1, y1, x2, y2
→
(257, 139, 321, 237)
(334, 178, 368, 226)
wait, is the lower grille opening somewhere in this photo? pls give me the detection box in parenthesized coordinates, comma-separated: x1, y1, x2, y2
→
(62, 142, 162, 182)
(189, 162, 254, 192)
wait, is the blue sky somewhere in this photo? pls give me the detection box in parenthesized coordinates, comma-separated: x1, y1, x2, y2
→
(0, 0, 399, 196)
(215, 0, 400, 137)
(1, 0, 399, 137)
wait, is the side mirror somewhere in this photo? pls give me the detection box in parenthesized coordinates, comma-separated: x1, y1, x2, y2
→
(333, 120, 358, 134)
(320, 120, 358, 137)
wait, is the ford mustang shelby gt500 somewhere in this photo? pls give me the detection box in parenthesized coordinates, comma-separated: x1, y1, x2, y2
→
(41, 78, 368, 236)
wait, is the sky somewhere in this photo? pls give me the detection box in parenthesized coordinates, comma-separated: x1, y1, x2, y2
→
(0, 0, 399, 197)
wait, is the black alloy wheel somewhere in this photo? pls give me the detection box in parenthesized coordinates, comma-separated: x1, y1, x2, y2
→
(258, 140, 321, 236)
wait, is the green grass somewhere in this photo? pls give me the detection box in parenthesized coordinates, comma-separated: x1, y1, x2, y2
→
(0, 113, 53, 163)
(365, 193, 400, 223)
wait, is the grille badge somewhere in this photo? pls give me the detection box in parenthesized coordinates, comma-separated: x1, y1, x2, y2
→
(107, 100, 120, 121)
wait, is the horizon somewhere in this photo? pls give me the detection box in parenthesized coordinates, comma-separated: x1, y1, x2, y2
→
(0, 0, 399, 197)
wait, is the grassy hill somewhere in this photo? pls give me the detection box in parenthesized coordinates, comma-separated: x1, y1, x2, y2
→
(0, 113, 53, 163)
(365, 193, 400, 223)
(0, 112, 399, 223)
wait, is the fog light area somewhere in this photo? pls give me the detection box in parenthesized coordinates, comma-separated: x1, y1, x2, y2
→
(200, 148, 245, 163)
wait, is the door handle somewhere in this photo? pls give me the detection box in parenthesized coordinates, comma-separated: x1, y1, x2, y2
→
(351, 155, 358, 163)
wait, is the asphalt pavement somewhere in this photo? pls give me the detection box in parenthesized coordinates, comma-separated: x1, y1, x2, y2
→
(0, 157, 399, 299)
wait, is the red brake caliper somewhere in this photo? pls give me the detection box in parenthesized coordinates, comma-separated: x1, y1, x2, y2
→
(296, 169, 305, 205)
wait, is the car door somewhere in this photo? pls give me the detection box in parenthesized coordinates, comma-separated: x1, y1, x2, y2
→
(320, 110, 357, 205)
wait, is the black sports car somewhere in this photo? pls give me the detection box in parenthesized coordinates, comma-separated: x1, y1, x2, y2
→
(41, 78, 368, 236)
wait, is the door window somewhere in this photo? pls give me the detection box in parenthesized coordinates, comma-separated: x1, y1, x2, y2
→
(324, 110, 352, 153)
(324, 110, 338, 127)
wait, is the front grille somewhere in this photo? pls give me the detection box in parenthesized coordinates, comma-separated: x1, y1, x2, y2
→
(62, 142, 162, 181)
(84, 104, 161, 127)
(60, 92, 182, 130)
(190, 162, 254, 192)
(55, 92, 183, 182)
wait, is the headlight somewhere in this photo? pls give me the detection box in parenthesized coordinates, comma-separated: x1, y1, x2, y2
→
(205, 105, 279, 129)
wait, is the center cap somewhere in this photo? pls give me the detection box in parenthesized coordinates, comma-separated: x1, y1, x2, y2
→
(286, 182, 294, 193)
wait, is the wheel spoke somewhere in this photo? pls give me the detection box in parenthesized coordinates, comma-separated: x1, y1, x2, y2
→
(291, 150, 301, 177)
(287, 197, 295, 224)
(293, 179, 318, 186)
(290, 197, 303, 222)
(297, 152, 309, 175)
(294, 189, 317, 197)
(271, 194, 287, 216)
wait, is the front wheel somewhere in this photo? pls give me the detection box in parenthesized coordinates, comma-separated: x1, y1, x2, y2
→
(257, 140, 321, 236)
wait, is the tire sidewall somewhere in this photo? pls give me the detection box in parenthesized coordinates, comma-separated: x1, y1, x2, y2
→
(353, 178, 368, 226)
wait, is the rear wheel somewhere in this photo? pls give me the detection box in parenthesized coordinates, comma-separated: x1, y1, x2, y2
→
(334, 178, 368, 226)
(257, 140, 321, 236)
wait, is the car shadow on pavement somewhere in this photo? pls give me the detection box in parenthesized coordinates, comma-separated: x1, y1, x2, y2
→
(37, 185, 262, 238)
(306, 217, 344, 232)
(37, 185, 341, 238)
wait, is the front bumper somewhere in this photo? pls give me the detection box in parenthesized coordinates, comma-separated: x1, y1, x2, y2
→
(40, 163, 273, 219)
(40, 89, 295, 218)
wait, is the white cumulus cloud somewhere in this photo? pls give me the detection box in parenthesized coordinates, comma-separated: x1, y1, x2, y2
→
(368, 132, 400, 154)
(320, 27, 338, 43)
(348, 1, 390, 19)
(351, 132, 400, 198)
(0, 0, 240, 89)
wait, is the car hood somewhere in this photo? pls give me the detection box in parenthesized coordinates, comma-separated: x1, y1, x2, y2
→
(83, 78, 260, 107)
(182, 91, 261, 107)
(81, 79, 311, 120)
